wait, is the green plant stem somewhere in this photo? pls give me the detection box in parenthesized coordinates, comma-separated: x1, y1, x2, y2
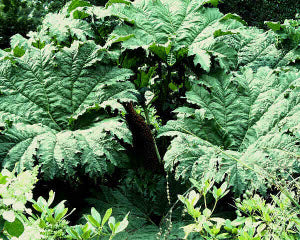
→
(143, 105, 162, 164)
(211, 199, 218, 214)
(160, 66, 171, 103)
(146, 215, 158, 226)
(203, 194, 207, 209)
(159, 186, 194, 226)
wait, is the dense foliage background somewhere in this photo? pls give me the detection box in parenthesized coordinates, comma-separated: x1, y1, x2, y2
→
(219, 0, 300, 29)
(0, 0, 299, 239)
(0, 0, 110, 48)
(1, 0, 299, 48)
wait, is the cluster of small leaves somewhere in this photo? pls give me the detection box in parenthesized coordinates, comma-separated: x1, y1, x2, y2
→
(233, 190, 300, 239)
(68, 207, 129, 240)
(178, 177, 229, 239)
(0, 167, 129, 240)
(30, 190, 71, 239)
(86, 185, 157, 236)
(0, 167, 42, 239)
(180, 177, 300, 239)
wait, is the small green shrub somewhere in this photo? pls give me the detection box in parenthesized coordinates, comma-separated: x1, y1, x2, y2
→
(0, 167, 129, 239)
(179, 176, 300, 239)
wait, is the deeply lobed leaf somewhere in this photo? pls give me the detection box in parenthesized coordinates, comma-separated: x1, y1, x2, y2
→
(106, 0, 245, 71)
(159, 67, 300, 194)
(0, 41, 136, 179)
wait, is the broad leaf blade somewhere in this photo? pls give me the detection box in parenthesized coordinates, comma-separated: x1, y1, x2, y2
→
(108, 0, 245, 71)
(159, 67, 300, 194)
(0, 41, 135, 179)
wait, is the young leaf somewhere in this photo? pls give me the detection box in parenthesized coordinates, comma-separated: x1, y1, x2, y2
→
(47, 190, 55, 206)
(46, 215, 56, 225)
(102, 208, 112, 227)
(67, 228, 81, 239)
(188, 190, 200, 207)
(91, 207, 101, 223)
(4, 217, 24, 237)
(32, 203, 43, 213)
(108, 216, 116, 231)
(86, 215, 100, 228)
(115, 212, 129, 233)
(0, 173, 8, 184)
(203, 208, 212, 218)
(54, 204, 68, 222)
(81, 229, 92, 239)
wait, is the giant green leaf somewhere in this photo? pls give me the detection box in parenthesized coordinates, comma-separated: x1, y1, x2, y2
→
(221, 27, 300, 71)
(105, 0, 245, 71)
(159, 67, 300, 194)
(41, 12, 94, 44)
(0, 41, 137, 180)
